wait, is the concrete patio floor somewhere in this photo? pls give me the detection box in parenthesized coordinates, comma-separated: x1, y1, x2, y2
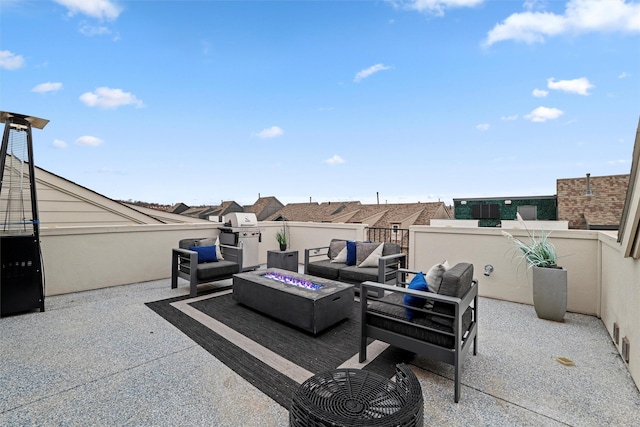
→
(2, 276, 639, 426)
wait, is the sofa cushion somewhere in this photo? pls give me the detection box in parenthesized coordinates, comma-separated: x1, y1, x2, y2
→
(339, 265, 378, 283)
(189, 245, 218, 263)
(307, 260, 342, 280)
(328, 239, 346, 260)
(368, 292, 471, 349)
(179, 238, 203, 250)
(358, 243, 384, 268)
(346, 241, 357, 266)
(432, 263, 474, 327)
(196, 260, 240, 281)
(356, 242, 383, 267)
(382, 242, 401, 256)
(331, 247, 347, 263)
(404, 272, 429, 320)
(426, 261, 451, 294)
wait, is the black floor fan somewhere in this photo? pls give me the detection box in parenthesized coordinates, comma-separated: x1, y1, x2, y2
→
(0, 111, 49, 317)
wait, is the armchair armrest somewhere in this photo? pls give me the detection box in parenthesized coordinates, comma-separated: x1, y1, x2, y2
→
(304, 245, 330, 274)
(377, 252, 407, 284)
(220, 244, 243, 268)
(171, 247, 197, 289)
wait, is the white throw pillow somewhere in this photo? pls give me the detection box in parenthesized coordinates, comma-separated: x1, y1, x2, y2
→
(215, 236, 224, 260)
(426, 260, 451, 293)
(331, 247, 347, 263)
(357, 243, 384, 268)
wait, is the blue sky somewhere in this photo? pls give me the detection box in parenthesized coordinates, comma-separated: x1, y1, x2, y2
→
(1, 0, 639, 207)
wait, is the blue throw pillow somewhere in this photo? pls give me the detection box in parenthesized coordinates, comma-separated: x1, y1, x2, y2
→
(189, 245, 218, 263)
(404, 272, 429, 320)
(346, 241, 357, 266)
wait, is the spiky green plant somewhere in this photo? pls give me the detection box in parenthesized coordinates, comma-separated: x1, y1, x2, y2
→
(502, 214, 558, 269)
(275, 221, 287, 246)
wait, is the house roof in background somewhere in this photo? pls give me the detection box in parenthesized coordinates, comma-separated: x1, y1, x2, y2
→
(263, 201, 450, 228)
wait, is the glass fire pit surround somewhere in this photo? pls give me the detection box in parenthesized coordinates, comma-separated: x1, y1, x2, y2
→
(262, 271, 323, 290)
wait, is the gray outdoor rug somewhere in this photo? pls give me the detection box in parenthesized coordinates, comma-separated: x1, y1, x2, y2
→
(146, 289, 415, 408)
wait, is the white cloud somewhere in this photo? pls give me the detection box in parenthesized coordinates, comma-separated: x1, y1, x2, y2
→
(324, 155, 345, 165)
(524, 106, 564, 122)
(532, 88, 548, 97)
(79, 87, 144, 109)
(0, 50, 25, 70)
(389, 0, 484, 16)
(523, 0, 545, 11)
(501, 115, 518, 121)
(52, 139, 68, 149)
(476, 123, 490, 131)
(32, 82, 63, 94)
(75, 136, 104, 147)
(254, 126, 284, 139)
(79, 23, 111, 36)
(484, 0, 640, 46)
(547, 77, 594, 95)
(354, 64, 392, 82)
(618, 71, 631, 79)
(54, 0, 122, 21)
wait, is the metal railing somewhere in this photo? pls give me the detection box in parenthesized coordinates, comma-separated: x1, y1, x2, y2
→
(365, 227, 410, 256)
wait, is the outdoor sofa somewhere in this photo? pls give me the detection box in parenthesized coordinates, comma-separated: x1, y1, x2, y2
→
(359, 262, 478, 402)
(171, 237, 243, 297)
(304, 238, 406, 297)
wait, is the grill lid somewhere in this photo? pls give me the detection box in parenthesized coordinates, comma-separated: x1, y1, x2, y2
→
(225, 212, 258, 228)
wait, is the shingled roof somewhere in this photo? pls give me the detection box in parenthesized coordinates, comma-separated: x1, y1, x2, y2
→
(265, 201, 363, 222)
(266, 201, 450, 227)
(244, 196, 285, 221)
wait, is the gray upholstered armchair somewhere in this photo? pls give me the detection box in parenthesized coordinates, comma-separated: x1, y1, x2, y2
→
(171, 237, 243, 297)
(359, 262, 478, 402)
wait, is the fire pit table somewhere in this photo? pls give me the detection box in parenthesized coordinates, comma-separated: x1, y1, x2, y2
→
(232, 268, 354, 334)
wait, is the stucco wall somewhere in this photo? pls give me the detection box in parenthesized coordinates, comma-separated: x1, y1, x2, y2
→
(40, 223, 223, 295)
(408, 226, 601, 315)
(39, 221, 367, 295)
(599, 233, 639, 386)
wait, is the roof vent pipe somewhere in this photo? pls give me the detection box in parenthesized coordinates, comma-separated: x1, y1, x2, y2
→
(377, 192, 379, 205)
(585, 173, 593, 196)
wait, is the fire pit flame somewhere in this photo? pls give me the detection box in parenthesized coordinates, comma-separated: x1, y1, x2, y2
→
(262, 272, 323, 290)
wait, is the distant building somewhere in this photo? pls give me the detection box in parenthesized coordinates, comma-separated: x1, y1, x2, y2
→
(452, 173, 630, 230)
(557, 173, 630, 230)
(453, 196, 558, 227)
(244, 196, 285, 221)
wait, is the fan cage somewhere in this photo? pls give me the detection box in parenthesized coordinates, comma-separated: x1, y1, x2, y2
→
(290, 364, 423, 427)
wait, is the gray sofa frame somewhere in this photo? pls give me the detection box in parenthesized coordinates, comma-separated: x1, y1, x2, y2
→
(359, 262, 478, 402)
(171, 238, 243, 297)
(304, 240, 406, 297)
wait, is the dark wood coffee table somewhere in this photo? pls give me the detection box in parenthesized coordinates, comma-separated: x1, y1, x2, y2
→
(232, 268, 354, 334)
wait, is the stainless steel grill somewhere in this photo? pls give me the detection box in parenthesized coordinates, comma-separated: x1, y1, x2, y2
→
(219, 212, 260, 271)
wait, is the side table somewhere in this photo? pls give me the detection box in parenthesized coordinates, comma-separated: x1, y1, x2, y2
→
(267, 249, 299, 272)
